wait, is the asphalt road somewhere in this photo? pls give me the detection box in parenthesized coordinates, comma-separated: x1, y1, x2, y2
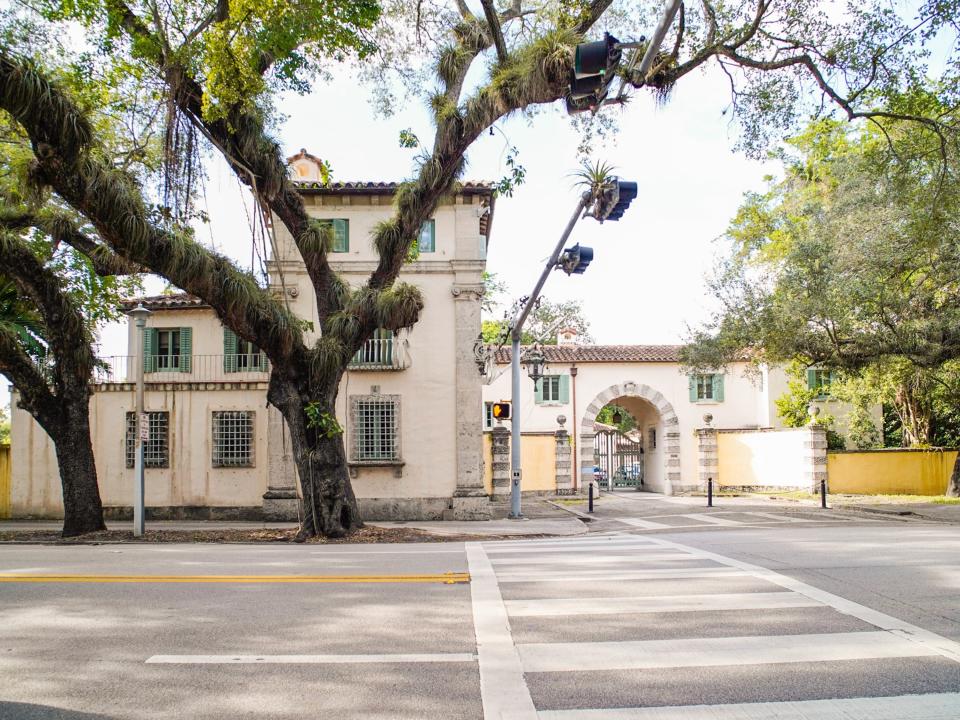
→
(1, 497, 958, 719)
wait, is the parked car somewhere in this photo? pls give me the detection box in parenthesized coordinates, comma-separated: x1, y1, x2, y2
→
(592, 465, 608, 487)
(612, 463, 643, 484)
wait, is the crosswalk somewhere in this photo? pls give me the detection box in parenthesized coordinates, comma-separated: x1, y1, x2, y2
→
(610, 510, 876, 531)
(466, 533, 960, 719)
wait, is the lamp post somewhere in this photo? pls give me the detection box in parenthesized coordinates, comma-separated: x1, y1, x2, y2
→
(127, 303, 151, 537)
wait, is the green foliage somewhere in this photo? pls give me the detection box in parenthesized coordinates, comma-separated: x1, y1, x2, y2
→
(774, 361, 833, 429)
(0, 404, 9, 444)
(304, 403, 343, 439)
(398, 128, 419, 148)
(596, 404, 636, 433)
(483, 297, 594, 346)
(493, 146, 526, 198)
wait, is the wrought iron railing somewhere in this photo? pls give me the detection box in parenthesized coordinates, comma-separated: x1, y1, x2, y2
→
(92, 355, 270, 384)
(348, 337, 405, 370)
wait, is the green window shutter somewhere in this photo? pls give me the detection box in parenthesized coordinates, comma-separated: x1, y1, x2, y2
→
(713, 374, 724, 402)
(223, 329, 238, 373)
(688, 375, 698, 402)
(144, 328, 157, 373)
(558, 374, 570, 403)
(807, 368, 817, 391)
(333, 219, 349, 252)
(419, 220, 435, 252)
(179, 327, 192, 373)
(534, 378, 544, 405)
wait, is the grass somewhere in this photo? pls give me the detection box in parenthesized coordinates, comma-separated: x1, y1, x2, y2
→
(756, 490, 960, 505)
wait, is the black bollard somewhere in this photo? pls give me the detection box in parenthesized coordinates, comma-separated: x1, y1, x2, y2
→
(820, 478, 828, 508)
(707, 477, 713, 507)
(588, 482, 594, 513)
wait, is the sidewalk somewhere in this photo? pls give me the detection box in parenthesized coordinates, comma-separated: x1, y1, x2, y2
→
(835, 501, 960, 523)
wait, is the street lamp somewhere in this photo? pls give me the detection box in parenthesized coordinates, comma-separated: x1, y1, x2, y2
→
(522, 343, 547, 386)
(127, 302, 151, 537)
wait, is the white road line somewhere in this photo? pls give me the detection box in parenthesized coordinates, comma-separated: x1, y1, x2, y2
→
(146, 653, 477, 664)
(505, 591, 819, 618)
(677, 514, 744, 526)
(465, 542, 537, 720)
(538, 692, 960, 719)
(644, 536, 960, 664)
(518, 630, 938, 672)
(485, 544, 674, 555)
(613, 517, 674, 529)
(738, 511, 813, 523)
(495, 568, 746, 583)
(490, 553, 699, 565)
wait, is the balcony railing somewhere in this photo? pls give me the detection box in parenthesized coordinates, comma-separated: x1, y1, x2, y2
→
(92, 355, 270, 384)
(348, 337, 406, 370)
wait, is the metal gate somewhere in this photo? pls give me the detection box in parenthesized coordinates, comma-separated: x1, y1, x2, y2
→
(593, 429, 644, 489)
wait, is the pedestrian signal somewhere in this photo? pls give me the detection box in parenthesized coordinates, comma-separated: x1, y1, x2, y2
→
(492, 402, 511, 420)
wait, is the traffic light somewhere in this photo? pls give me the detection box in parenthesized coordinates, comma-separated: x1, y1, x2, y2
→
(567, 33, 622, 114)
(492, 402, 511, 420)
(598, 179, 638, 222)
(559, 244, 594, 275)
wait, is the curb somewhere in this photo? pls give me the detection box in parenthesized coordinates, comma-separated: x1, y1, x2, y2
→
(544, 500, 594, 522)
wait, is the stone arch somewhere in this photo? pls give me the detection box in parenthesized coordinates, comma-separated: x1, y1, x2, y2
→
(578, 381, 681, 495)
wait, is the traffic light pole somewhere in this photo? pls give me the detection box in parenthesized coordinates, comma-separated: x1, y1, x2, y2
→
(508, 192, 592, 519)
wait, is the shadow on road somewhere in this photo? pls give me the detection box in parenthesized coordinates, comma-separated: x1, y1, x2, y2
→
(0, 702, 115, 719)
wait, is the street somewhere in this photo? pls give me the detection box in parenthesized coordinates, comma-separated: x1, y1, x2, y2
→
(1, 496, 959, 718)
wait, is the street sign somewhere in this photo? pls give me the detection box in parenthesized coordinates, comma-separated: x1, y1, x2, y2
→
(139, 413, 149, 441)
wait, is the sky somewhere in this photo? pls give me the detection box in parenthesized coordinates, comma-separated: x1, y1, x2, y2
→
(3, 28, 782, 412)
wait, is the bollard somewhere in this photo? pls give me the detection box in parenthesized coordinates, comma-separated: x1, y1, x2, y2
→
(588, 482, 594, 513)
(707, 477, 713, 507)
(820, 478, 828, 509)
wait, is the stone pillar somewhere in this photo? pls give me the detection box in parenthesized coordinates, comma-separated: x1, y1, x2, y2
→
(262, 404, 299, 521)
(696, 427, 719, 489)
(491, 424, 511, 498)
(803, 425, 829, 493)
(555, 416, 573, 495)
(448, 279, 491, 519)
(663, 416, 682, 496)
(579, 433, 595, 493)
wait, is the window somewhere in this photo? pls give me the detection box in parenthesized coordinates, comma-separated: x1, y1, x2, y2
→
(808, 368, 835, 397)
(223, 329, 266, 373)
(320, 219, 349, 253)
(144, 327, 192, 373)
(352, 395, 400, 462)
(535, 375, 569, 405)
(125, 412, 169, 468)
(349, 329, 394, 368)
(212, 411, 255, 468)
(689, 373, 724, 402)
(418, 220, 435, 253)
(648, 427, 657, 450)
(484, 401, 494, 430)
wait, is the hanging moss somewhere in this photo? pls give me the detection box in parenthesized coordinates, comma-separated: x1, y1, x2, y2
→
(376, 283, 424, 330)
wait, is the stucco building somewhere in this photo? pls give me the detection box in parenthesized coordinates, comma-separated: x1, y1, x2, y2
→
(9, 152, 496, 520)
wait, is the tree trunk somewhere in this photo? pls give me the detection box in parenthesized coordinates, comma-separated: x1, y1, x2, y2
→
(948, 454, 960, 497)
(50, 401, 106, 537)
(268, 374, 362, 539)
(895, 380, 932, 446)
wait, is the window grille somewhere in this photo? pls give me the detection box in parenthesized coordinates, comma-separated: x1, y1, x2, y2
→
(125, 412, 170, 468)
(212, 411, 255, 468)
(352, 396, 400, 462)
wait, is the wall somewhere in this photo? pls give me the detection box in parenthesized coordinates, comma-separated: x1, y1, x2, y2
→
(0, 444, 9, 519)
(11, 384, 270, 517)
(716, 428, 814, 489)
(827, 449, 957, 495)
(482, 432, 561, 494)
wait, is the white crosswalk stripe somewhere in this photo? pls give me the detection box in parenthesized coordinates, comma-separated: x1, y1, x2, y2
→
(474, 531, 960, 720)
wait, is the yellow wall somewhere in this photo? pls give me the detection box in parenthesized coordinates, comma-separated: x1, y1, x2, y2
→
(0, 444, 9, 518)
(717, 430, 810, 488)
(827, 450, 957, 495)
(483, 432, 557, 494)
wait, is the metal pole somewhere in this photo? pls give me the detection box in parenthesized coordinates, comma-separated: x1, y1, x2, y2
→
(820, 478, 828, 509)
(509, 334, 522, 519)
(707, 477, 713, 507)
(636, 0, 684, 78)
(508, 193, 591, 520)
(133, 310, 148, 537)
(588, 482, 594, 513)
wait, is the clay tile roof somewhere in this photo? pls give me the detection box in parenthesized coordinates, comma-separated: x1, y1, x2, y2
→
(493, 344, 682, 364)
(120, 293, 210, 311)
(291, 180, 495, 196)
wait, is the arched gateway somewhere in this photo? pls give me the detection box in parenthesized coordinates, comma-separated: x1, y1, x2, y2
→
(579, 381, 682, 495)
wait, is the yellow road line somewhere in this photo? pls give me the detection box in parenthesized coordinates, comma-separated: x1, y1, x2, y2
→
(0, 573, 471, 584)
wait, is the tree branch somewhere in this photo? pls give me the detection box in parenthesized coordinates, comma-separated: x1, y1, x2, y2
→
(479, 0, 508, 62)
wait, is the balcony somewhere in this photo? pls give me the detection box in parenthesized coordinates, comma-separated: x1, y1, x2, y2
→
(92, 354, 271, 384)
(348, 336, 407, 371)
